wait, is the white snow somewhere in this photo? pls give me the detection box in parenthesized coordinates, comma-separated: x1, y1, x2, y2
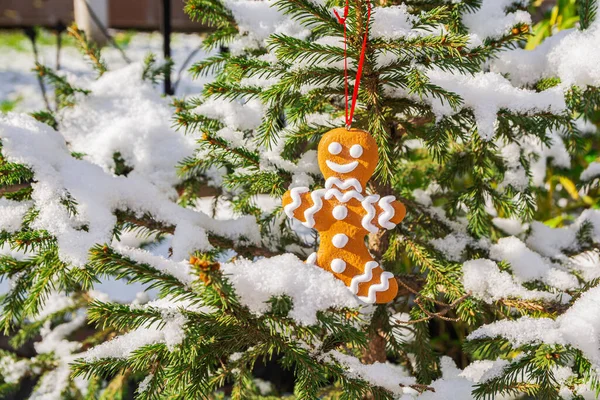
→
(137, 374, 154, 394)
(430, 233, 472, 262)
(581, 161, 600, 182)
(171, 221, 212, 261)
(0, 32, 210, 113)
(462, 259, 562, 303)
(0, 113, 260, 266)
(462, 0, 531, 47)
(194, 98, 263, 132)
(59, 64, 197, 194)
(384, 69, 566, 140)
(492, 19, 600, 87)
(469, 285, 600, 365)
(570, 251, 600, 282)
(460, 359, 510, 384)
(0, 356, 30, 384)
(113, 245, 195, 287)
(415, 357, 500, 400)
(224, 0, 310, 53)
(492, 217, 527, 236)
(370, 5, 418, 40)
(81, 308, 187, 360)
(390, 313, 415, 343)
(578, 209, 600, 243)
(30, 365, 72, 400)
(489, 236, 578, 290)
(32, 291, 76, 321)
(0, 198, 31, 233)
(412, 189, 432, 206)
(1, 2, 600, 396)
(426, 70, 566, 140)
(220, 254, 362, 325)
(526, 221, 578, 258)
(27, 314, 87, 400)
(495, 130, 571, 190)
(325, 351, 415, 395)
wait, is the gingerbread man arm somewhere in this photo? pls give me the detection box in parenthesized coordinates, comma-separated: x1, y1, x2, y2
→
(375, 195, 406, 229)
(282, 187, 316, 225)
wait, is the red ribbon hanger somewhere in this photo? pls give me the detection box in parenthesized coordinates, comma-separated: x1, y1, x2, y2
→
(333, 0, 372, 129)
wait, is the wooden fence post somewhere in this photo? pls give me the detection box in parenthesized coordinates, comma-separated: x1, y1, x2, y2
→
(73, 0, 108, 46)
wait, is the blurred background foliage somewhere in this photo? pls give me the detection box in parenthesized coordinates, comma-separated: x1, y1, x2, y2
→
(528, 0, 580, 48)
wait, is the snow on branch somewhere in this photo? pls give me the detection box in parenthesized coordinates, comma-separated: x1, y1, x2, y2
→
(462, 0, 531, 47)
(493, 19, 600, 87)
(221, 254, 362, 325)
(0, 111, 260, 266)
(468, 285, 600, 366)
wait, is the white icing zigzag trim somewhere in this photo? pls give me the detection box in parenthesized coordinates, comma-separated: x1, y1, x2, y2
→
(324, 189, 364, 203)
(326, 160, 358, 173)
(325, 177, 362, 192)
(378, 196, 397, 229)
(284, 187, 309, 219)
(358, 272, 394, 304)
(303, 189, 327, 228)
(349, 261, 379, 294)
(361, 195, 380, 233)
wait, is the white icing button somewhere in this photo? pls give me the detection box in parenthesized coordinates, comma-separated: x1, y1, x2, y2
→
(332, 205, 348, 220)
(331, 258, 346, 273)
(328, 142, 342, 155)
(350, 144, 363, 158)
(306, 252, 317, 265)
(332, 233, 349, 248)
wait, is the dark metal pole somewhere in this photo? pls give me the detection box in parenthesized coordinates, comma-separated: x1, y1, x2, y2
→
(161, 0, 173, 95)
(55, 22, 66, 71)
(23, 27, 52, 112)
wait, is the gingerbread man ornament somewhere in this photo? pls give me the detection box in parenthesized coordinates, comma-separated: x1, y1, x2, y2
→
(282, 128, 406, 303)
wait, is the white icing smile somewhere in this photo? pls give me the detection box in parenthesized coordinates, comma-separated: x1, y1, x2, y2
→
(326, 160, 358, 173)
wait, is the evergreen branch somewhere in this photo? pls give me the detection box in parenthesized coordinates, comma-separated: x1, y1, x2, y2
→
(204, 82, 263, 100)
(270, 34, 348, 64)
(141, 53, 174, 85)
(578, 0, 598, 30)
(185, 0, 236, 28)
(67, 23, 108, 76)
(29, 110, 58, 130)
(273, 0, 341, 35)
(87, 301, 173, 331)
(115, 211, 278, 258)
(34, 64, 91, 109)
(87, 245, 195, 300)
(190, 53, 231, 77)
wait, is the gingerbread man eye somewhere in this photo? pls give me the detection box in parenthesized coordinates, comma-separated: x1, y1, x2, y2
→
(349, 144, 363, 158)
(328, 142, 342, 155)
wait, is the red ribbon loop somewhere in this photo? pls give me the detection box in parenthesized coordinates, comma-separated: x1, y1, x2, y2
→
(335, 0, 371, 129)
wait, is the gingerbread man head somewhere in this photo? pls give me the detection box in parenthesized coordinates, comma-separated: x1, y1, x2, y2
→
(318, 127, 378, 189)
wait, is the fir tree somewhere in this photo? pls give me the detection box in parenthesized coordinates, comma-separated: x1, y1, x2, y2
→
(1, 0, 600, 399)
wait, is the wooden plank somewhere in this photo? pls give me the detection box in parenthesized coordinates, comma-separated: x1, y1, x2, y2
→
(0, 0, 207, 31)
(109, 0, 206, 32)
(0, 0, 73, 28)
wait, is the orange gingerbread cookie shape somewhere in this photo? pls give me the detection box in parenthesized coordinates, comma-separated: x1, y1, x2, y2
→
(282, 128, 406, 304)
